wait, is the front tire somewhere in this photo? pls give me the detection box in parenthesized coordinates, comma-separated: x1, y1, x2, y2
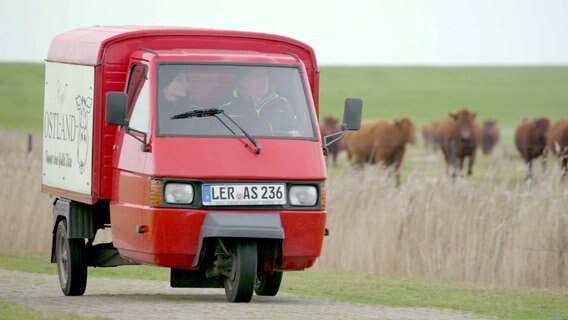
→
(255, 271, 283, 296)
(55, 220, 87, 296)
(223, 241, 257, 303)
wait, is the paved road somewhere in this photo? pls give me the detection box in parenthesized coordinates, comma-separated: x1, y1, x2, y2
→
(0, 269, 488, 320)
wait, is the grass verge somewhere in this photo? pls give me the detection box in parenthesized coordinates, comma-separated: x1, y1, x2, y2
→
(1, 252, 566, 320)
(0, 301, 106, 320)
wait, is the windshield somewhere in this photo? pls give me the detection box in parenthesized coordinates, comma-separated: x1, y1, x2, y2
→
(157, 64, 316, 138)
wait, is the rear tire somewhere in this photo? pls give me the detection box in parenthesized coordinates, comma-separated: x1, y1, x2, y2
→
(55, 220, 88, 296)
(223, 241, 257, 303)
(255, 271, 283, 296)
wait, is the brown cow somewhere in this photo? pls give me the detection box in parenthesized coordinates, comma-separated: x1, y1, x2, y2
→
(421, 120, 439, 152)
(546, 118, 568, 179)
(344, 117, 416, 186)
(436, 109, 479, 177)
(480, 120, 500, 155)
(320, 116, 346, 167)
(514, 117, 550, 180)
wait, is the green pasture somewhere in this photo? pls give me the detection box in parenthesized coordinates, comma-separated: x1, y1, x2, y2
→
(320, 66, 568, 132)
(1, 252, 567, 320)
(0, 64, 45, 131)
(1, 63, 567, 135)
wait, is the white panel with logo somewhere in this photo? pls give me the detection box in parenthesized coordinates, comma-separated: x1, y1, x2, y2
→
(42, 62, 94, 195)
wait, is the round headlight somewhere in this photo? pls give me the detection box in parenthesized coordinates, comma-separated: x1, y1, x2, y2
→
(289, 185, 317, 206)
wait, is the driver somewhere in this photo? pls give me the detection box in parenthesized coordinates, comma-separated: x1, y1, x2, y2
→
(220, 67, 300, 136)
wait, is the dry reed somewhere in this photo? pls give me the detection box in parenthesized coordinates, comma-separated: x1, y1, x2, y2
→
(317, 163, 568, 289)
(1, 129, 567, 288)
(0, 129, 52, 252)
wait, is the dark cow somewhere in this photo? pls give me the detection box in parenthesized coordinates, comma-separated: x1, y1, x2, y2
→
(421, 120, 439, 153)
(344, 117, 416, 186)
(514, 118, 550, 180)
(546, 118, 568, 179)
(436, 109, 479, 177)
(480, 120, 500, 155)
(320, 116, 345, 167)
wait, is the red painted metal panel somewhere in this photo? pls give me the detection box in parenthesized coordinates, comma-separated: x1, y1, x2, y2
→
(149, 138, 326, 180)
(109, 131, 148, 250)
(46, 26, 316, 67)
(279, 211, 326, 269)
(114, 208, 324, 270)
(41, 185, 97, 205)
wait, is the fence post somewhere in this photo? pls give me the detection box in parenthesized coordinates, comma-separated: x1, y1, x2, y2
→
(450, 139, 457, 179)
(27, 133, 32, 153)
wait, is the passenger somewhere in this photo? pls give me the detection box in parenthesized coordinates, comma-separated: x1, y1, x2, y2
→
(158, 67, 202, 133)
(159, 69, 201, 114)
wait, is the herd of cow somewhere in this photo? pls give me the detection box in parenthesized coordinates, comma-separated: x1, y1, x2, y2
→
(320, 109, 568, 184)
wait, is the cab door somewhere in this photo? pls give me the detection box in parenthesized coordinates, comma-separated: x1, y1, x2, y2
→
(110, 63, 151, 255)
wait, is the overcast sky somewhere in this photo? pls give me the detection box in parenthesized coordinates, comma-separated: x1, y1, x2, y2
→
(1, 0, 567, 66)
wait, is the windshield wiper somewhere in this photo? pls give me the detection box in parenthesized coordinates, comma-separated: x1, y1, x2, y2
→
(171, 108, 262, 154)
(171, 108, 224, 119)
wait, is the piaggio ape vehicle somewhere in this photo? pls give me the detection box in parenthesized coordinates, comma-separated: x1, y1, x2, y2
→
(42, 26, 362, 302)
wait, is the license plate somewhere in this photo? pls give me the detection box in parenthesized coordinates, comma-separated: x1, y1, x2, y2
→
(202, 184, 286, 206)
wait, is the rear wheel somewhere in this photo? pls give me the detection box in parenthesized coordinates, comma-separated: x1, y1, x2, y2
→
(255, 271, 283, 296)
(55, 220, 88, 296)
(223, 241, 257, 303)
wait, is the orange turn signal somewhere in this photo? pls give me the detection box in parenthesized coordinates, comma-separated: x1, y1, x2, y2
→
(320, 182, 326, 209)
(149, 179, 164, 207)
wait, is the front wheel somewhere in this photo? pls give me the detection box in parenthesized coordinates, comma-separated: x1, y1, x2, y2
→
(55, 220, 88, 296)
(223, 241, 257, 303)
(255, 271, 283, 296)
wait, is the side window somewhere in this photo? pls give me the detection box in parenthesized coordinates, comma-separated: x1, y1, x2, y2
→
(129, 81, 149, 132)
(126, 64, 149, 132)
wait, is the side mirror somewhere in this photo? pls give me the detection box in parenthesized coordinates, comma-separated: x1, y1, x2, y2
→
(106, 92, 127, 126)
(341, 98, 363, 131)
(323, 97, 363, 150)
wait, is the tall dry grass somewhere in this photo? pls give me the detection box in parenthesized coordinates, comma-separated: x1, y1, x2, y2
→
(0, 129, 52, 252)
(317, 163, 568, 289)
(1, 128, 567, 288)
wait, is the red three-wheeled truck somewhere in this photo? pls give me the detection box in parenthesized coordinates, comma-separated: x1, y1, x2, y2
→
(42, 26, 362, 302)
